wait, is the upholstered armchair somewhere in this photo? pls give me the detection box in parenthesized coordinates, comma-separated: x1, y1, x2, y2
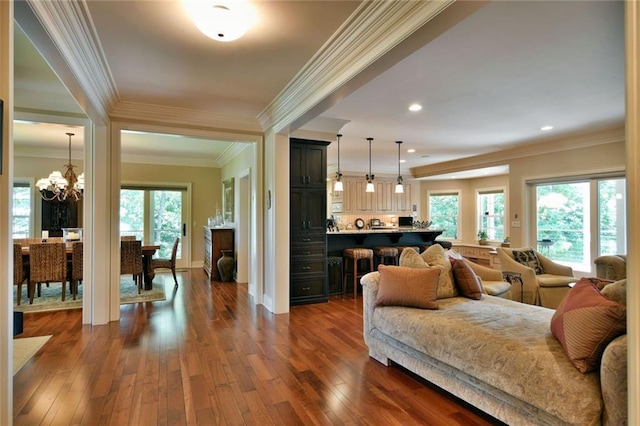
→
(496, 247, 575, 308)
(462, 258, 512, 299)
(594, 255, 626, 281)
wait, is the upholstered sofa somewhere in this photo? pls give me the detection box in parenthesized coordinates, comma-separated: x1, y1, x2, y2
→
(594, 254, 627, 281)
(461, 257, 512, 299)
(361, 271, 628, 425)
(497, 247, 576, 309)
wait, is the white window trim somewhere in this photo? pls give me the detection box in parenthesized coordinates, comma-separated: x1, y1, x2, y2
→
(427, 189, 462, 241)
(475, 185, 507, 242)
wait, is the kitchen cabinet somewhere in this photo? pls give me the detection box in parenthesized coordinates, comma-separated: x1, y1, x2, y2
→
(375, 181, 393, 211)
(394, 183, 412, 212)
(335, 176, 415, 215)
(290, 138, 330, 305)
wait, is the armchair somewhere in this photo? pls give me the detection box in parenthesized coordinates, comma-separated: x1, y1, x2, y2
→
(462, 258, 512, 299)
(594, 255, 626, 281)
(496, 247, 575, 308)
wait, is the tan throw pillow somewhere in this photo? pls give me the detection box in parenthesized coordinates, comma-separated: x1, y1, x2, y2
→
(550, 278, 627, 373)
(421, 244, 458, 299)
(399, 247, 429, 268)
(512, 249, 545, 274)
(601, 279, 626, 306)
(450, 259, 483, 300)
(375, 265, 440, 310)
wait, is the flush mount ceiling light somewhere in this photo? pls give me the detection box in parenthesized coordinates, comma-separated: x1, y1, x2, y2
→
(365, 137, 375, 193)
(334, 134, 343, 192)
(184, 0, 257, 42)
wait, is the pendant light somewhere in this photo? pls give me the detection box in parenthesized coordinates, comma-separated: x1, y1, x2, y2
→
(334, 134, 343, 192)
(365, 137, 375, 193)
(395, 140, 404, 194)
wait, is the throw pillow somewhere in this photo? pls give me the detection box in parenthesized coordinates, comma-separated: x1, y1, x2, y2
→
(601, 279, 626, 306)
(375, 265, 440, 309)
(450, 259, 483, 300)
(444, 249, 464, 260)
(399, 247, 429, 269)
(550, 278, 627, 373)
(421, 244, 458, 299)
(512, 249, 545, 274)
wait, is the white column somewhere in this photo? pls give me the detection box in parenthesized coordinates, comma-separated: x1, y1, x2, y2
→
(625, 0, 640, 423)
(0, 2, 13, 422)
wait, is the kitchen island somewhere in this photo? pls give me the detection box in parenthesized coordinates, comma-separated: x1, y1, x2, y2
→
(327, 228, 445, 255)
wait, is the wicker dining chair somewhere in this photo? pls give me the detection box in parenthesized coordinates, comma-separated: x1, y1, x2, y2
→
(152, 237, 179, 288)
(28, 242, 68, 304)
(121, 240, 143, 293)
(13, 243, 29, 305)
(69, 241, 83, 300)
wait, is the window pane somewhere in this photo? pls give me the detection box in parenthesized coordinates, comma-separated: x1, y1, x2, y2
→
(536, 182, 589, 265)
(598, 179, 626, 255)
(12, 186, 31, 238)
(429, 194, 459, 239)
(120, 189, 144, 240)
(478, 191, 505, 240)
(152, 190, 182, 258)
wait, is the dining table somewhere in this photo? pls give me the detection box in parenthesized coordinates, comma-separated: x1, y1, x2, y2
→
(20, 242, 161, 291)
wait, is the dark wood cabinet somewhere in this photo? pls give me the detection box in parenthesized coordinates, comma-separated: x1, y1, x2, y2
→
(203, 227, 234, 281)
(290, 138, 330, 305)
(41, 199, 78, 237)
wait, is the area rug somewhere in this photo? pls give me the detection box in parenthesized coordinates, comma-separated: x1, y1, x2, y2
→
(13, 335, 51, 375)
(13, 275, 167, 313)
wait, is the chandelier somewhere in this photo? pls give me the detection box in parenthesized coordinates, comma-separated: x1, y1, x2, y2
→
(36, 132, 84, 202)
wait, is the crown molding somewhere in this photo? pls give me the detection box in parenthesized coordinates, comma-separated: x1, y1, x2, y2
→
(257, 0, 455, 134)
(411, 126, 626, 179)
(110, 101, 263, 134)
(23, 0, 117, 123)
(217, 143, 253, 167)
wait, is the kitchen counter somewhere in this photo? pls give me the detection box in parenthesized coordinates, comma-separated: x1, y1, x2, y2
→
(327, 228, 445, 255)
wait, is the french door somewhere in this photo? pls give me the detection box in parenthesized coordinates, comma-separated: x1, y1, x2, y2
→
(120, 186, 189, 267)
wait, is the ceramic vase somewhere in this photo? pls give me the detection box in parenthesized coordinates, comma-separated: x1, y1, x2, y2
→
(217, 250, 234, 281)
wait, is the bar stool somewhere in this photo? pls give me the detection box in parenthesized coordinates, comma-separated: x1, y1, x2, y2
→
(343, 248, 374, 298)
(373, 246, 399, 269)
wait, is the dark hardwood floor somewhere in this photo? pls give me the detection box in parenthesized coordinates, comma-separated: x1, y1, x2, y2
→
(13, 269, 502, 425)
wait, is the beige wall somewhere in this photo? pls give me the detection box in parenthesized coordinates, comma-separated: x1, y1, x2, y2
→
(419, 138, 626, 248)
(15, 156, 222, 265)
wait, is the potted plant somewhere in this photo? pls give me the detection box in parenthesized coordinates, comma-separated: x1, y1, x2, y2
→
(477, 230, 489, 245)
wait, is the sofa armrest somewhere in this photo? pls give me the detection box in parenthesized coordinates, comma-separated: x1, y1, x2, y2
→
(594, 255, 627, 281)
(537, 252, 574, 276)
(463, 258, 503, 281)
(497, 248, 540, 305)
(601, 334, 627, 426)
(361, 272, 380, 348)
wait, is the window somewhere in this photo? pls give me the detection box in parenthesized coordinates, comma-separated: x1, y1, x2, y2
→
(532, 176, 626, 271)
(477, 189, 505, 241)
(12, 182, 32, 238)
(120, 186, 186, 260)
(428, 191, 459, 239)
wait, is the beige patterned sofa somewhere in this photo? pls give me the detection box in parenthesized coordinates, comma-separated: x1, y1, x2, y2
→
(361, 271, 628, 426)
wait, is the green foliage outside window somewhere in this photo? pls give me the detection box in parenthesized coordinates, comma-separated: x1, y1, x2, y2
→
(429, 193, 458, 239)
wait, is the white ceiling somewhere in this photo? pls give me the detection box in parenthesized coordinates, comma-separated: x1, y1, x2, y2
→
(13, 1, 625, 178)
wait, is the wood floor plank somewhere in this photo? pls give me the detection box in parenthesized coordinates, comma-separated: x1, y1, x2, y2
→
(13, 269, 503, 425)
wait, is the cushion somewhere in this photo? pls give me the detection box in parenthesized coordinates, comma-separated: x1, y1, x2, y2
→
(550, 278, 627, 373)
(421, 244, 458, 299)
(601, 279, 626, 306)
(399, 247, 429, 269)
(512, 249, 545, 274)
(450, 258, 483, 300)
(444, 249, 464, 260)
(374, 265, 440, 309)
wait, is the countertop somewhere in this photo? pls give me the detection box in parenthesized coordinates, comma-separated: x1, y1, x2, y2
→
(327, 228, 443, 235)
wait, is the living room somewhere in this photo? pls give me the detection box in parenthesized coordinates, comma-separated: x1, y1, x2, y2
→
(2, 0, 639, 424)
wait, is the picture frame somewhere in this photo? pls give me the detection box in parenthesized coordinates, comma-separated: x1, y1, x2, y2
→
(223, 178, 234, 223)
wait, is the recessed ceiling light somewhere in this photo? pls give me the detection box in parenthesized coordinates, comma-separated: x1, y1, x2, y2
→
(541, 125, 554, 131)
(400, 159, 406, 163)
(408, 104, 422, 112)
(407, 148, 416, 153)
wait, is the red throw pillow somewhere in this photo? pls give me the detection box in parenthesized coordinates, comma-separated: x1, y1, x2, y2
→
(450, 258, 483, 300)
(550, 278, 626, 373)
(375, 265, 440, 310)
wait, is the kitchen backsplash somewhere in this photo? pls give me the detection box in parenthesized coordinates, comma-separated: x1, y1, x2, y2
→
(329, 213, 417, 230)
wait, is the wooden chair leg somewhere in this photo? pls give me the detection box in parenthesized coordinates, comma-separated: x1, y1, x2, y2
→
(171, 267, 178, 287)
